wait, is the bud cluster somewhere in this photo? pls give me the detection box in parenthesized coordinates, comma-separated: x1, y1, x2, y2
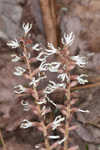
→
(7, 23, 89, 150)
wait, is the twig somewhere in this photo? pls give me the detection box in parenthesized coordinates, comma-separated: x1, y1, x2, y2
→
(40, 0, 58, 47)
(72, 82, 100, 91)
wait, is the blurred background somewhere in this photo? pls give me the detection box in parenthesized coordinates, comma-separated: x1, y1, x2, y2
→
(0, 0, 100, 150)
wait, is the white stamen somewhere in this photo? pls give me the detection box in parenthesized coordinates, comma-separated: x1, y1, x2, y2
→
(7, 39, 19, 48)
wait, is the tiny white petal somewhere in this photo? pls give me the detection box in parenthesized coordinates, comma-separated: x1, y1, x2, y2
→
(48, 135, 60, 139)
(58, 73, 69, 82)
(32, 43, 42, 51)
(58, 137, 66, 145)
(39, 61, 49, 71)
(37, 98, 46, 105)
(48, 62, 61, 72)
(7, 39, 19, 48)
(29, 76, 46, 87)
(11, 54, 21, 62)
(78, 109, 90, 113)
(44, 81, 66, 94)
(71, 55, 87, 68)
(41, 106, 51, 116)
(20, 120, 33, 128)
(77, 74, 88, 84)
(45, 43, 57, 55)
(21, 100, 30, 111)
(14, 85, 26, 94)
(52, 115, 65, 130)
(46, 96, 56, 107)
(36, 52, 48, 61)
(62, 32, 75, 46)
(22, 22, 32, 35)
(13, 66, 26, 76)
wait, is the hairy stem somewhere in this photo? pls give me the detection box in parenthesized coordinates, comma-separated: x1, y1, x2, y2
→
(23, 44, 51, 150)
(64, 80, 71, 150)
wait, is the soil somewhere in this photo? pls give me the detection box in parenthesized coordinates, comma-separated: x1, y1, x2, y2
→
(0, 0, 100, 150)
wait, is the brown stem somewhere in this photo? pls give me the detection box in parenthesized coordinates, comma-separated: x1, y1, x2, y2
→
(40, 0, 58, 47)
(64, 77, 71, 150)
(72, 81, 100, 91)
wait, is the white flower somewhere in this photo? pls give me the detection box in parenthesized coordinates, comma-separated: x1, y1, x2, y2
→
(22, 23, 32, 35)
(77, 74, 88, 84)
(14, 85, 26, 94)
(48, 62, 61, 72)
(78, 109, 90, 113)
(11, 54, 21, 62)
(32, 43, 42, 51)
(45, 43, 57, 55)
(44, 81, 66, 94)
(21, 100, 30, 111)
(48, 135, 60, 139)
(29, 76, 46, 87)
(13, 66, 26, 76)
(71, 55, 87, 68)
(29, 77, 39, 87)
(7, 39, 19, 48)
(58, 73, 69, 82)
(62, 32, 75, 46)
(36, 52, 48, 61)
(52, 115, 65, 130)
(20, 120, 33, 128)
(39, 61, 61, 72)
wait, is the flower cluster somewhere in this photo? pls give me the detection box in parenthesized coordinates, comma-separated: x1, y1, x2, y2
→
(7, 23, 89, 150)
